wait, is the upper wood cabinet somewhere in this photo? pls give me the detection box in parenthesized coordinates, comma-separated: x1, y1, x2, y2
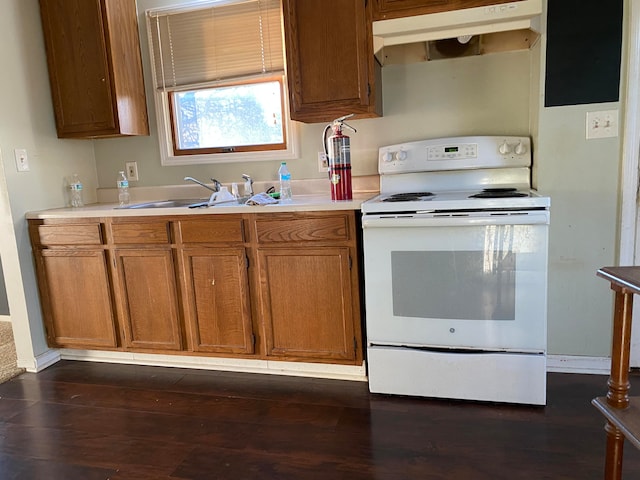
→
(39, 0, 149, 138)
(372, 0, 522, 20)
(282, 0, 382, 123)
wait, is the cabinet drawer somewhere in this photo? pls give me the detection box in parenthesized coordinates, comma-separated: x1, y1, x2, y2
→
(38, 224, 103, 246)
(255, 215, 349, 244)
(111, 222, 170, 244)
(179, 218, 245, 244)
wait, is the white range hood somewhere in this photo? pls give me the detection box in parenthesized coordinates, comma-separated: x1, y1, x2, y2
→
(372, 0, 542, 55)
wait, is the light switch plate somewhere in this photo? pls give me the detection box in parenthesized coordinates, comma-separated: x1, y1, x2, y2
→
(14, 148, 29, 172)
(586, 110, 619, 139)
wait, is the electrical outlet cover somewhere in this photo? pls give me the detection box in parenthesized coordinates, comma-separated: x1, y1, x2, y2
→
(317, 152, 328, 172)
(125, 161, 139, 181)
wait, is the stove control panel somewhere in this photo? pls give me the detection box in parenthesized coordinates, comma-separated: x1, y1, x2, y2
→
(427, 143, 477, 161)
(378, 135, 531, 174)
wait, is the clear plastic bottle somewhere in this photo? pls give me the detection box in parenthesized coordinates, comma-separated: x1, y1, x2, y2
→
(278, 162, 292, 202)
(117, 171, 130, 206)
(69, 173, 83, 208)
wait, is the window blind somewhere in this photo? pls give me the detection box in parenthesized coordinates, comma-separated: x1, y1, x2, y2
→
(147, 0, 284, 90)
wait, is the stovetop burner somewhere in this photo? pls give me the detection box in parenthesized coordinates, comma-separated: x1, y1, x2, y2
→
(469, 188, 528, 199)
(382, 192, 435, 202)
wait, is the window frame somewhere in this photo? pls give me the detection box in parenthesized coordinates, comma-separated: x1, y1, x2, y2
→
(146, 0, 299, 167)
(168, 75, 288, 157)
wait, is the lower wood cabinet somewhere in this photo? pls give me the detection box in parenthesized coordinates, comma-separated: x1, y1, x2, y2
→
(257, 247, 357, 361)
(29, 220, 118, 349)
(28, 211, 363, 367)
(38, 249, 118, 349)
(181, 247, 254, 354)
(112, 248, 183, 351)
(108, 218, 183, 352)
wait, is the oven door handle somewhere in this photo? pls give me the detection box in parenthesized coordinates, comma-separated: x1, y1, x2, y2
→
(362, 212, 550, 228)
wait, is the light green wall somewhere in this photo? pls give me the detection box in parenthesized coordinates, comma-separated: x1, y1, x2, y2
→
(0, 0, 626, 365)
(95, 51, 532, 185)
(94, 0, 531, 188)
(0, 0, 100, 366)
(537, 106, 620, 356)
(533, 0, 622, 357)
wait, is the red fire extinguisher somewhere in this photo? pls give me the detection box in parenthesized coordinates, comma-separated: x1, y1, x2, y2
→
(323, 114, 356, 201)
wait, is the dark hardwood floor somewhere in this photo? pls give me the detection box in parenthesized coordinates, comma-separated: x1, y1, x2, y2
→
(0, 361, 638, 479)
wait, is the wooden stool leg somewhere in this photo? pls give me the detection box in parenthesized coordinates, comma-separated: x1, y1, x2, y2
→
(604, 421, 625, 480)
(602, 287, 634, 480)
(607, 289, 633, 409)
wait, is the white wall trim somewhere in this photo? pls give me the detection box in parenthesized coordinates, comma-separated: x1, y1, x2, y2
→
(0, 316, 9, 322)
(36, 349, 611, 378)
(620, 0, 640, 366)
(21, 348, 61, 373)
(547, 354, 610, 375)
(619, 1, 640, 267)
(57, 349, 368, 382)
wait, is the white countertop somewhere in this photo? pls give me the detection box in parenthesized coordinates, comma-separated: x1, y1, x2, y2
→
(26, 193, 375, 219)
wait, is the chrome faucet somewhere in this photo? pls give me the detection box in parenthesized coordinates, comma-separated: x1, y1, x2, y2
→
(242, 174, 254, 196)
(184, 176, 221, 193)
(210, 178, 222, 191)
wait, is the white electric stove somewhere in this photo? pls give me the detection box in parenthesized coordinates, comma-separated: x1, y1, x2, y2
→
(361, 135, 550, 405)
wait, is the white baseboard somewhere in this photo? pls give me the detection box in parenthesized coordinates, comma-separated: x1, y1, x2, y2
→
(57, 349, 368, 381)
(547, 354, 611, 375)
(21, 348, 61, 373)
(26, 348, 612, 379)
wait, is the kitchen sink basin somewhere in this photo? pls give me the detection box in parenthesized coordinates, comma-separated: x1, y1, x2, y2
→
(116, 198, 209, 209)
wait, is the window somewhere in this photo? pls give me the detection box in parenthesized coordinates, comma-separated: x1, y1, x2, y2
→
(147, 0, 298, 165)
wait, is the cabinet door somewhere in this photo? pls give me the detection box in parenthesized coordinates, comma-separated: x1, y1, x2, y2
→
(257, 247, 357, 362)
(114, 249, 183, 351)
(181, 248, 254, 354)
(282, 0, 381, 122)
(373, 0, 519, 20)
(38, 249, 117, 349)
(39, 0, 148, 138)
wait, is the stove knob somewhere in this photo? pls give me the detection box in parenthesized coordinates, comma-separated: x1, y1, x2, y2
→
(499, 140, 511, 155)
(395, 150, 407, 161)
(514, 141, 526, 155)
(382, 152, 393, 162)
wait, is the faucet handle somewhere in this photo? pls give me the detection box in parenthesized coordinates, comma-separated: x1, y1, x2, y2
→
(241, 174, 254, 196)
(210, 178, 222, 192)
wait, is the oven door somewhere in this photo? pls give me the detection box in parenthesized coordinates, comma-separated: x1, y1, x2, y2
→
(362, 211, 549, 352)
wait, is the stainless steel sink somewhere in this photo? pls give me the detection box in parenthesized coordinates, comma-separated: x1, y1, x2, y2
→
(116, 198, 209, 209)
